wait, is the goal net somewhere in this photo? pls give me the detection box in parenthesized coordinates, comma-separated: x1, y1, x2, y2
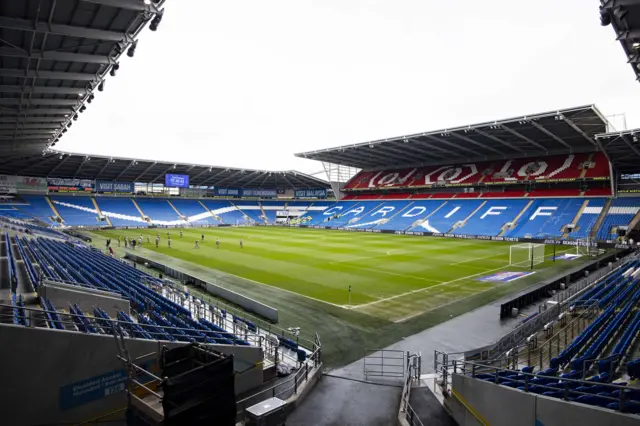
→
(509, 243, 545, 268)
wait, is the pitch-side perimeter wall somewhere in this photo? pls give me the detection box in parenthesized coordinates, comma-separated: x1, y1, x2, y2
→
(449, 374, 639, 426)
(0, 324, 262, 426)
(272, 223, 630, 249)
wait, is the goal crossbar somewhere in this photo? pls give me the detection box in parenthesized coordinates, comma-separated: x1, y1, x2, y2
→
(509, 243, 545, 268)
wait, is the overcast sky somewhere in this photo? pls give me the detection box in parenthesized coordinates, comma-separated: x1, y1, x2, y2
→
(58, 0, 640, 176)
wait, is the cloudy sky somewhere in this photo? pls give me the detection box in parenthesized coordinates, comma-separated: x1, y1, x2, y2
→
(58, 0, 640, 176)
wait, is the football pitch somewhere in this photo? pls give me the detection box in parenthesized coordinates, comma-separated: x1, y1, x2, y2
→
(95, 226, 584, 323)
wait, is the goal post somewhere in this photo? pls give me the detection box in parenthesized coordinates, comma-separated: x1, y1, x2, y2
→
(509, 243, 545, 269)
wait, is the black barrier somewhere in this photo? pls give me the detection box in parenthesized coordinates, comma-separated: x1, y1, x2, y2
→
(498, 247, 632, 319)
(271, 224, 626, 249)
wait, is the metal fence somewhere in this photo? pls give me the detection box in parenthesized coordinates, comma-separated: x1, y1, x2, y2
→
(398, 352, 424, 426)
(235, 344, 323, 422)
(364, 349, 407, 379)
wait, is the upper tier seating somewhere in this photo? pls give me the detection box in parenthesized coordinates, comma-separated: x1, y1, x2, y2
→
(50, 196, 101, 226)
(597, 198, 640, 241)
(344, 152, 609, 190)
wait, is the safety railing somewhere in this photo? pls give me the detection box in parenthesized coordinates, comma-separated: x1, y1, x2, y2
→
(235, 343, 323, 422)
(441, 359, 639, 414)
(398, 352, 424, 426)
(364, 349, 407, 378)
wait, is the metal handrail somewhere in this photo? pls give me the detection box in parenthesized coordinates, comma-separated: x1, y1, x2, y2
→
(235, 344, 322, 420)
(442, 360, 637, 412)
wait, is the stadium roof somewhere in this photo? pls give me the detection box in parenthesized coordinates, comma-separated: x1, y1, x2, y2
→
(296, 105, 609, 170)
(0, 0, 164, 156)
(0, 150, 329, 188)
(596, 128, 640, 174)
(600, 0, 640, 82)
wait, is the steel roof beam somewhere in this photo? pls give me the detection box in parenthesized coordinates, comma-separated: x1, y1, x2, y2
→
(189, 167, 214, 183)
(0, 99, 80, 106)
(0, 85, 86, 95)
(133, 162, 157, 181)
(0, 17, 131, 43)
(449, 132, 504, 156)
(199, 169, 232, 185)
(0, 135, 51, 140)
(0, 109, 73, 116)
(471, 128, 525, 153)
(81, 0, 161, 12)
(616, 29, 640, 41)
(73, 157, 91, 179)
(47, 155, 71, 176)
(214, 170, 245, 186)
(0, 47, 113, 65)
(408, 138, 457, 158)
(115, 160, 137, 180)
(0, 123, 60, 130)
(561, 117, 599, 148)
(422, 135, 483, 157)
(151, 165, 175, 183)
(529, 121, 572, 149)
(601, 0, 640, 9)
(238, 171, 267, 187)
(0, 68, 96, 81)
(95, 159, 114, 180)
(0, 117, 64, 123)
(0, 130, 55, 136)
(499, 125, 548, 151)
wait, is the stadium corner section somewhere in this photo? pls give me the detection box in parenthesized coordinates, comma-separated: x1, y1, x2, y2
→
(89, 226, 606, 369)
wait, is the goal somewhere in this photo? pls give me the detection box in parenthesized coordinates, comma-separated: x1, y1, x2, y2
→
(575, 238, 603, 257)
(509, 243, 545, 268)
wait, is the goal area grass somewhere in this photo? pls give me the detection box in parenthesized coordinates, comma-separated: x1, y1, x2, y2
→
(93, 226, 598, 367)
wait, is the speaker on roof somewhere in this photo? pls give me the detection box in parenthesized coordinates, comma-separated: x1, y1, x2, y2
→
(600, 8, 611, 26)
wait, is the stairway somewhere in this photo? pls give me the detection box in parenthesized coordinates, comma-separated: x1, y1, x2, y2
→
(131, 198, 148, 223)
(167, 200, 187, 223)
(45, 196, 64, 224)
(562, 199, 588, 238)
(447, 201, 486, 233)
(590, 198, 613, 239)
(198, 200, 223, 224)
(498, 199, 534, 237)
(91, 197, 112, 226)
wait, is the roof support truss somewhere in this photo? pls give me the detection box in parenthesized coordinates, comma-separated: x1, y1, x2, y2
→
(499, 125, 548, 151)
(0, 47, 113, 65)
(449, 132, 504, 156)
(0, 17, 131, 43)
(529, 121, 572, 149)
(115, 160, 137, 180)
(151, 165, 175, 183)
(422, 135, 484, 157)
(134, 162, 158, 181)
(472, 128, 525, 153)
(47, 155, 70, 176)
(0, 68, 96, 81)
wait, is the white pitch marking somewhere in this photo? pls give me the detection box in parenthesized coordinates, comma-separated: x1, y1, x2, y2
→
(352, 246, 575, 310)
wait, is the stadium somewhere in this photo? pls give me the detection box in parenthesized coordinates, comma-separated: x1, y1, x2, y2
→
(2, 1, 640, 425)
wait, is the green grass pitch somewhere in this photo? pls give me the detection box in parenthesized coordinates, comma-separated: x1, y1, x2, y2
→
(95, 226, 583, 323)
